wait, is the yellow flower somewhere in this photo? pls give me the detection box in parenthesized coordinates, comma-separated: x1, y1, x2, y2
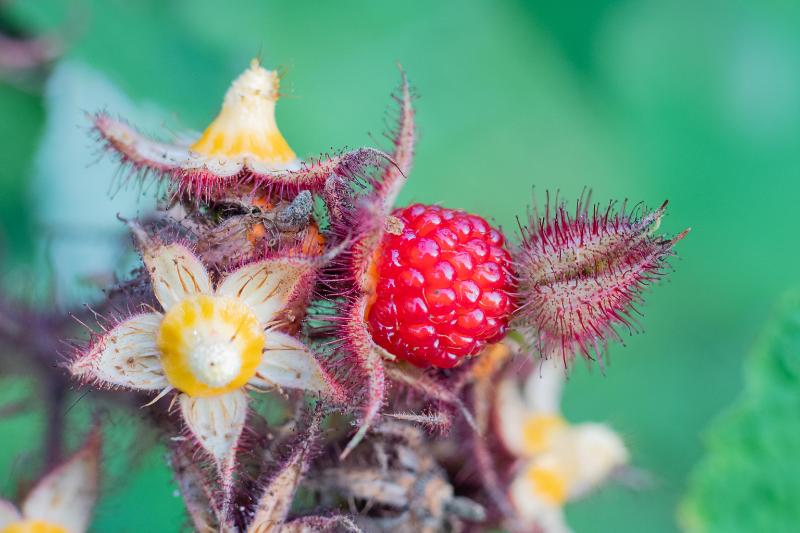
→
(70, 240, 334, 476)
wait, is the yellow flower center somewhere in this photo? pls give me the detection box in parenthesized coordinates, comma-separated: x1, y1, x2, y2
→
(525, 465, 568, 505)
(157, 294, 265, 397)
(1, 521, 67, 533)
(190, 59, 297, 166)
(522, 414, 567, 455)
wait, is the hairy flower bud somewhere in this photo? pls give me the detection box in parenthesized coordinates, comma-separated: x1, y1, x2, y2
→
(513, 195, 689, 364)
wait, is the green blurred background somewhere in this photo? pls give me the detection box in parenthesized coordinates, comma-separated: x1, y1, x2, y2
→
(2, 0, 800, 531)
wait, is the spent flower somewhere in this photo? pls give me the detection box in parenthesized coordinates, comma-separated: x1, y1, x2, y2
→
(93, 59, 390, 201)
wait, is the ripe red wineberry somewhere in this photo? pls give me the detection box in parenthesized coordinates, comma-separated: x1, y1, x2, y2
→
(366, 204, 514, 368)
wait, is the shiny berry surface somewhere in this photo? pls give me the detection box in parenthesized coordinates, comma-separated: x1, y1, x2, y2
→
(367, 204, 514, 368)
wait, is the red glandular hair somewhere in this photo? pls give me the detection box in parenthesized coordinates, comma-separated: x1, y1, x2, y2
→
(513, 194, 689, 365)
(312, 71, 416, 458)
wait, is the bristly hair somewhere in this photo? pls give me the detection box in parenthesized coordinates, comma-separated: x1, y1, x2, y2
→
(386, 408, 452, 435)
(323, 293, 387, 461)
(383, 362, 477, 433)
(312, 67, 416, 460)
(513, 191, 689, 366)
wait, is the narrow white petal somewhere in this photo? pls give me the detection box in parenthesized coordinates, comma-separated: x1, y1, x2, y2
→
(524, 357, 566, 414)
(217, 259, 313, 325)
(558, 423, 629, 498)
(495, 379, 535, 457)
(0, 500, 21, 528)
(22, 432, 100, 533)
(179, 391, 248, 473)
(142, 242, 211, 311)
(70, 313, 167, 391)
(250, 331, 331, 394)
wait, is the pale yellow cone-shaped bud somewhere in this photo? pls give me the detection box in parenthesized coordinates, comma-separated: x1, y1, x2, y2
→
(190, 59, 296, 166)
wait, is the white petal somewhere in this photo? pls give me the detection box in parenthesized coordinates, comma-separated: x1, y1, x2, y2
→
(217, 258, 313, 325)
(495, 379, 535, 457)
(22, 432, 100, 533)
(142, 242, 211, 311)
(558, 423, 629, 498)
(250, 331, 332, 394)
(524, 357, 566, 414)
(70, 313, 167, 391)
(179, 391, 248, 473)
(537, 508, 572, 533)
(0, 500, 21, 528)
(509, 470, 572, 533)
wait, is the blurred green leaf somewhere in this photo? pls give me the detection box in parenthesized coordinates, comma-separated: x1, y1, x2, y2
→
(6, 0, 229, 122)
(681, 291, 800, 533)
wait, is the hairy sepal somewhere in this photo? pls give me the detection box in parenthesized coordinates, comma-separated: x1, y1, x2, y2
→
(170, 443, 232, 533)
(68, 312, 166, 392)
(179, 391, 249, 516)
(334, 295, 387, 459)
(316, 70, 417, 459)
(373, 67, 415, 213)
(385, 409, 451, 434)
(325, 67, 415, 246)
(244, 409, 323, 533)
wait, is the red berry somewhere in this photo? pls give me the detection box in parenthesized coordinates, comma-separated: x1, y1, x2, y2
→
(366, 204, 514, 368)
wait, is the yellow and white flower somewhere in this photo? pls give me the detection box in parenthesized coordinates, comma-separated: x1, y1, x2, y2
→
(70, 239, 335, 479)
(0, 433, 99, 533)
(496, 358, 629, 533)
